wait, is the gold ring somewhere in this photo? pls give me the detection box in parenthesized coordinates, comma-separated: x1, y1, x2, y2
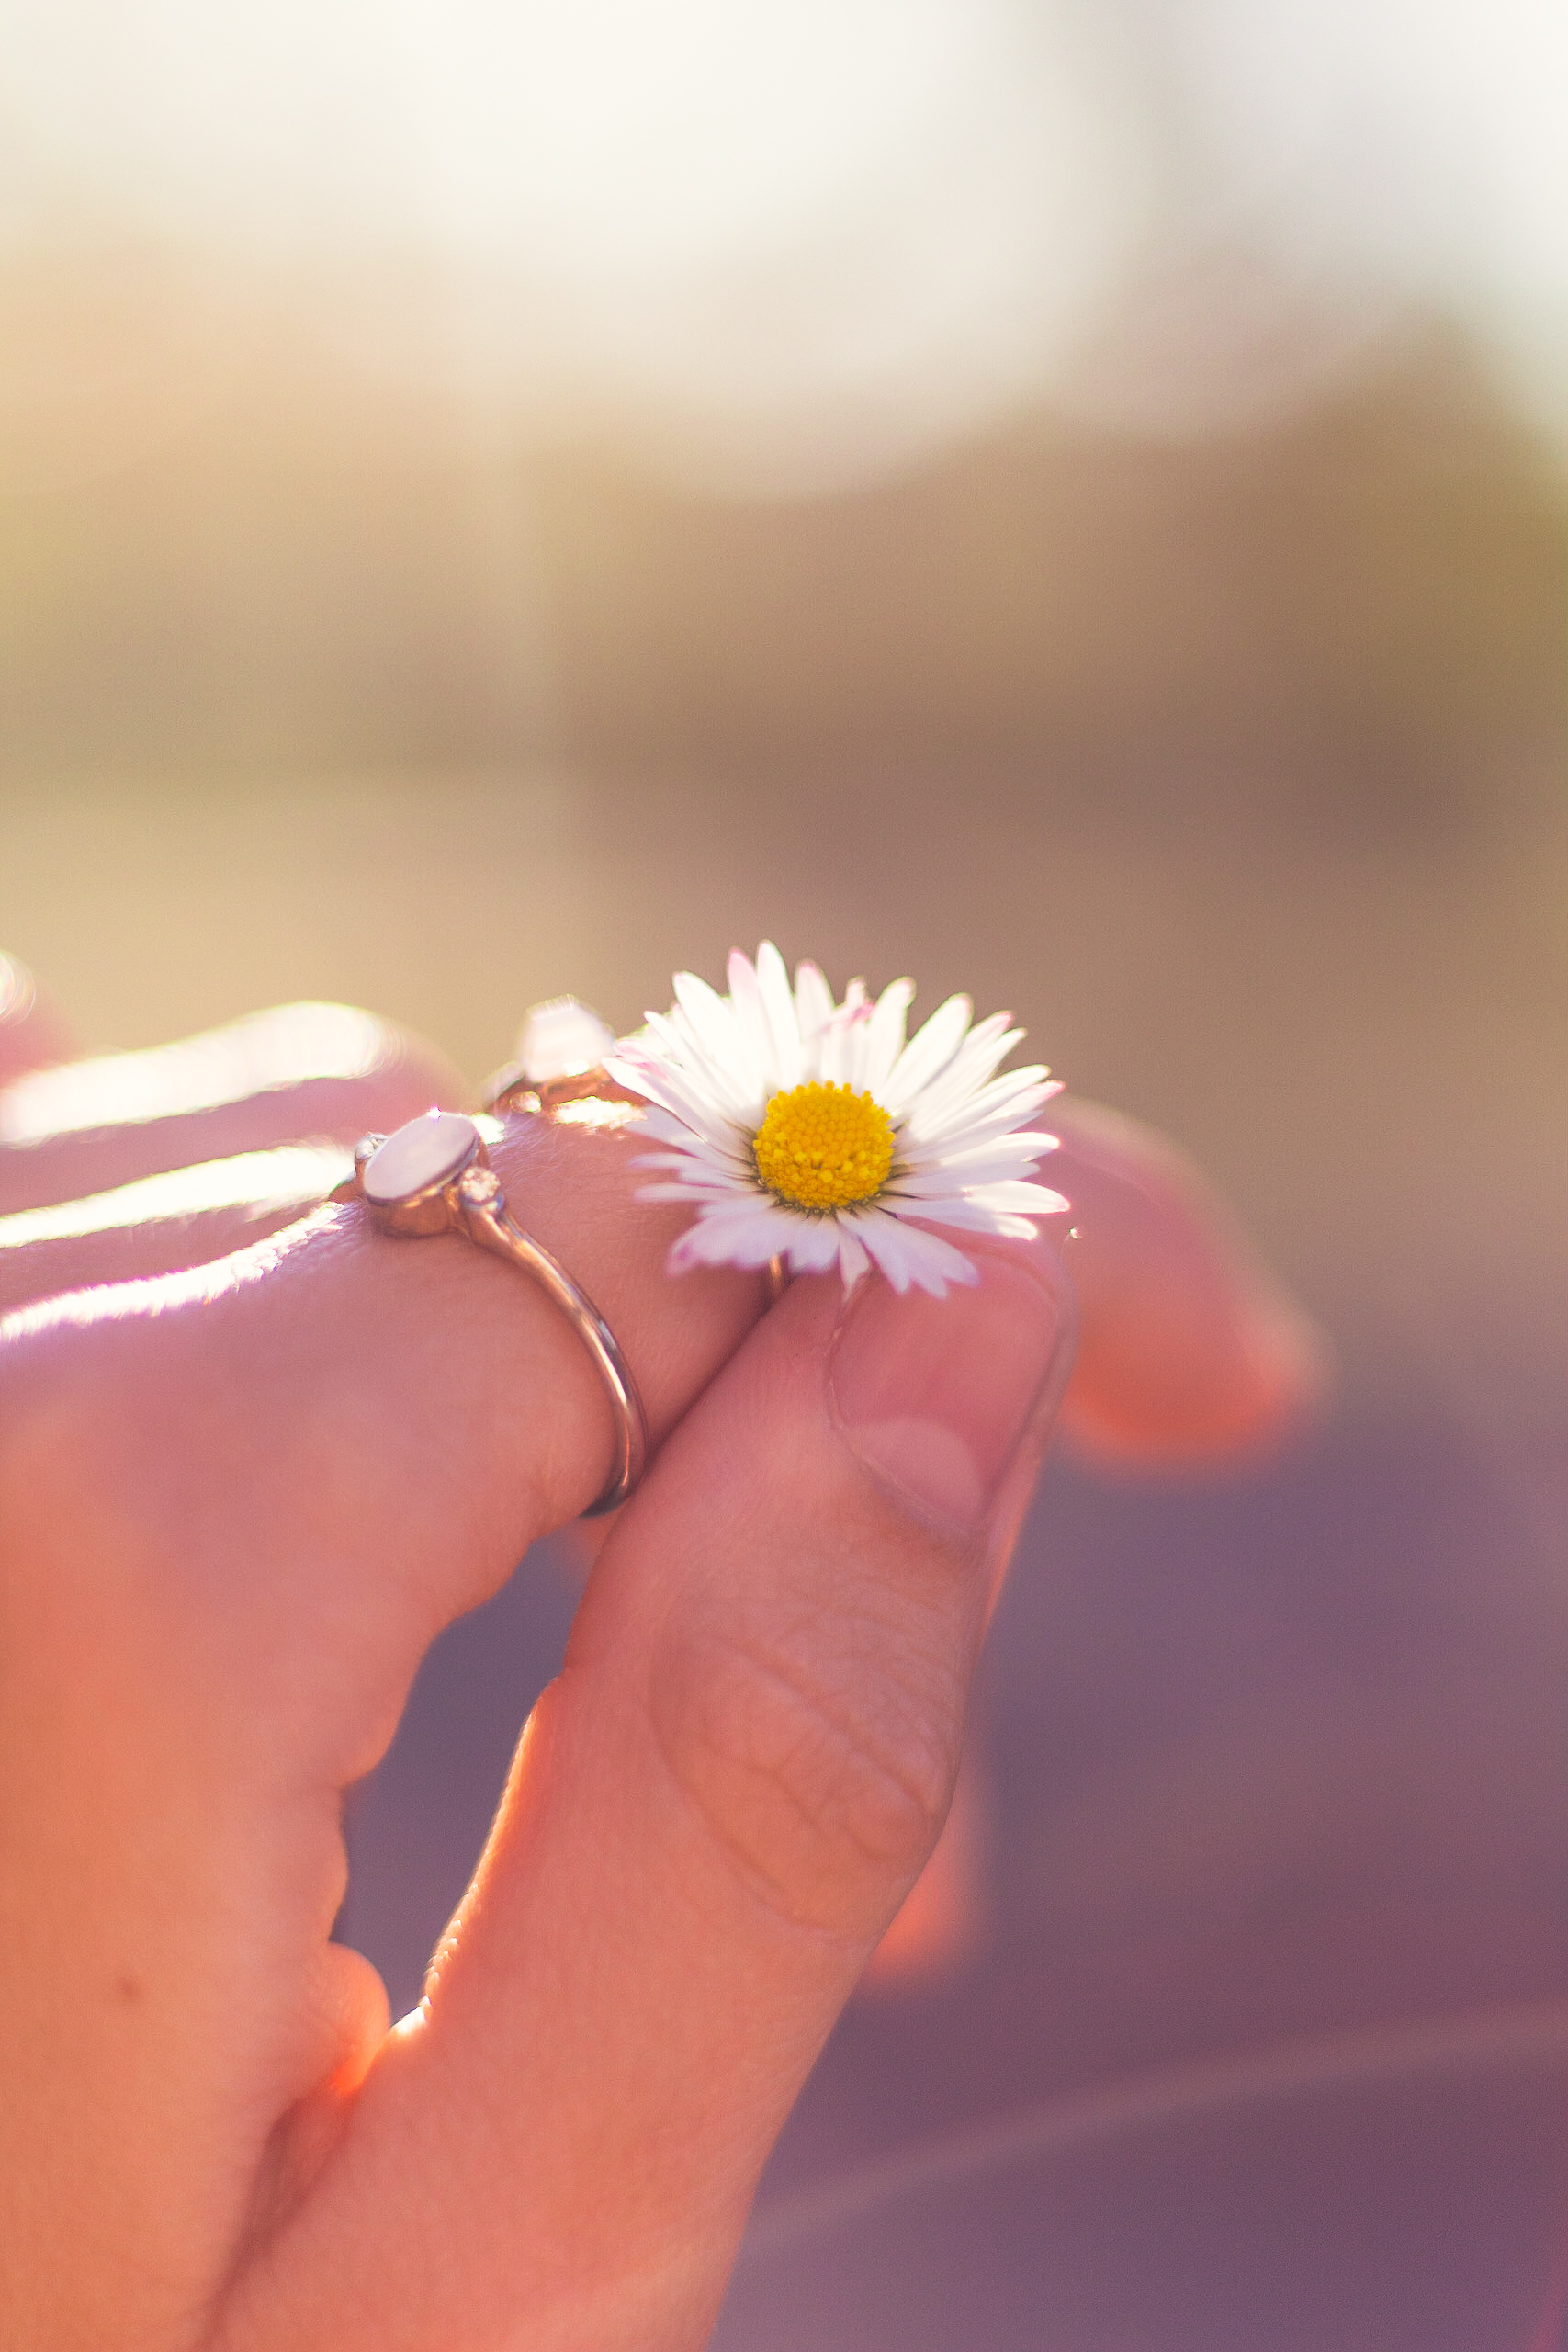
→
(345, 1109, 648, 1517)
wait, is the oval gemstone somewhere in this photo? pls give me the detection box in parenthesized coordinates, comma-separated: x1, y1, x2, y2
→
(362, 1110, 478, 1205)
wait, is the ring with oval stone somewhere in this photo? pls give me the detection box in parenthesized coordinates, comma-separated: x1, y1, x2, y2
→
(341, 1108, 649, 1517)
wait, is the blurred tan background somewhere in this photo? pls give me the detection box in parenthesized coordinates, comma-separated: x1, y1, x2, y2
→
(1, 298, 1561, 1422)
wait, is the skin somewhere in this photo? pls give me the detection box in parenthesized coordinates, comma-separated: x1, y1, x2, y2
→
(0, 959, 1321, 2351)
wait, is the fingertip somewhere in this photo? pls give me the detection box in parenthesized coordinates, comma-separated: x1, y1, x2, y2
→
(829, 1243, 1071, 1531)
(1048, 1096, 1330, 1472)
(1059, 1286, 1330, 1471)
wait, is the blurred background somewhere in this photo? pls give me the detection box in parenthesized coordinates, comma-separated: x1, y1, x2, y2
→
(0, 2, 1563, 2344)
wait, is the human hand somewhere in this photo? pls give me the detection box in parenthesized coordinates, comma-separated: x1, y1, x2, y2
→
(0, 961, 1319, 2350)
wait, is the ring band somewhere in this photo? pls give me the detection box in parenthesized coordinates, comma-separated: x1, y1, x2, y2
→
(344, 1109, 648, 1517)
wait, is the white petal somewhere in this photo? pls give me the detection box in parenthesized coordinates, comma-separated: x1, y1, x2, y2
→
(694, 1194, 798, 1238)
(605, 1056, 738, 1143)
(904, 1042, 1044, 1137)
(629, 1148, 738, 1177)
(862, 978, 915, 1095)
(913, 1059, 1049, 1128)
(893, 1012, 1019, 1125)
(898, 1126, 1053, 1170)
(816, 1011, 852, 1085)
(628, 1105, 731, 1152)
(631, 1137, 750, 1178)
(755, 941, 806, 1090)
(897, 1192, 1061, 1234)
(639, 1135, 754, 1184)
(917, 1107, 1058, 1164)
(626, 1026, 735, 1120)
(892, 1136, 1057, 1193)
(893, 1164, 1033, 1198)
(638, 1008, 704, 1069)
(938, 1129, 1059, 1170)
(617, 1033, 756, 1127)
(903, 1214, 1044, 1242)
(794, 959, 835, 1046)
(964, 1179, 1072, 1214)
(670, 1200, 797, 1271)
(648, 1002, 709, 1076)
(635, 1180, 743, 1204)
(818, 996, 880, 1087)
(785, 1218, 843, 1274)
(861, 1207, 978, 1295)
(909, 1071, 1058, 1148)
(843, 1207, 913, 1293)
(882, 992, 972, 1113)
(673, 970, 759, 1096)
(727, 949, 775, 1082)
(834, 1226, 872, 1288)
(632, 1139, 745, 1182)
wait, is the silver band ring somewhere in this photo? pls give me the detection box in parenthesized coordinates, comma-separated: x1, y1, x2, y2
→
(344, 1109, 648, 1517)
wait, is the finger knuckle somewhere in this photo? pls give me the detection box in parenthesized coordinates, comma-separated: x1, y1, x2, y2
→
(653, 1589, 966, 1940)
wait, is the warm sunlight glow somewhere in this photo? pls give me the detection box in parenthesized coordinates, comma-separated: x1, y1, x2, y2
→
(0, 1144, 350, 1249)
(0, 0, 1560, 467)
(0, 1004, 398, 1144)
(0, 0, 1145, 487)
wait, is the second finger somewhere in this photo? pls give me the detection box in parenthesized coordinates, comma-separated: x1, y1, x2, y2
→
(0, 1001, 470, 1307)
(0, 1000, 468, 1216)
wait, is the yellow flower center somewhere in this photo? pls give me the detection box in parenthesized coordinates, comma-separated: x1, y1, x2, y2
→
(752, 1080, 896, 1213)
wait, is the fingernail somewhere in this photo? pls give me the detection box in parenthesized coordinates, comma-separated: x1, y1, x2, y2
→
(829, 1254, 1070, 1530)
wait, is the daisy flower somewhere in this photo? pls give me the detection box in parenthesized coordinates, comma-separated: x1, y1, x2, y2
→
(605, 943, 1068, 1296)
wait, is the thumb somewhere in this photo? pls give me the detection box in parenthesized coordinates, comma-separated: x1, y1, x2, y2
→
(225, 1239, 1071, 2352)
